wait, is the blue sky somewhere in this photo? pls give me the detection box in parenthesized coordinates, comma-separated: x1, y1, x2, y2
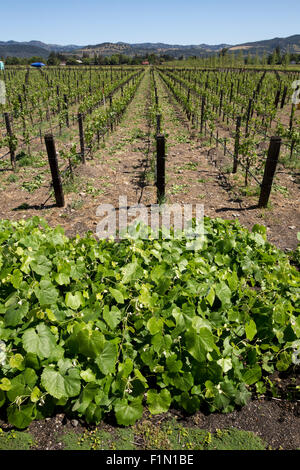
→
(1, 0, 299, 46)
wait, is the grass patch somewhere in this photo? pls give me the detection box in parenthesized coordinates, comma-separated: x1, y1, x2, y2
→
(0, 429, 35, 450)
(7, 174, 18, 183)
(239, 185, 260, 197)
(62, 175, 81, 194)
(17, 151, 46, 168)
(272, 184, 289, 197)
(178, 162, 198, 171)
(21, 174, 44, 193)
(60, 427, 135, 451)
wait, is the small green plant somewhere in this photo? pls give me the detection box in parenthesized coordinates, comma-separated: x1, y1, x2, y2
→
(85, 182, 104, 197)
(7, 174, 18, 183)
(70, 199, 84, 211)
(169, 183, 189, 195)
(21, 174, 44, 193)
(178, 162, 198, 171)
(273, 184, 289, 197)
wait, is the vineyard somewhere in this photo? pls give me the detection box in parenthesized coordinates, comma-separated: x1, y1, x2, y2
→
(0, 64, 299, 449)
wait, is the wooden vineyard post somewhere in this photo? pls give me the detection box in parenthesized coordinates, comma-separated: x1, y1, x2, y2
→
(155, 87, 158, 105)
(245, 98, 252, 136)
(258, 136, 281, 208)
(156, 114, 161, 135)
(219, 89, 223, 117)
(156, 135, 165, 203)
(78, 113, 85, 164)
(109, 95, 113, 131)
(4, 112, 16, 170)
(64, 94, 69, 127)
(280, 86, 288, 109)
(274, 88, 281, 108)
(44, 134, 65, 207)
(233, 116, 241, 173)
(229, 82, 233, 102)
(289, 104, 295, 131)
(290, 140, 295, 160)
(200, 96, 205, 135)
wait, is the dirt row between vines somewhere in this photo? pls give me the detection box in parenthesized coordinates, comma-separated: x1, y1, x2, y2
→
(0, 69, 299, 251)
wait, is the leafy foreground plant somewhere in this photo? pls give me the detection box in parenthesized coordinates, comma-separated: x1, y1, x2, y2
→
(0, 217, 299, 429)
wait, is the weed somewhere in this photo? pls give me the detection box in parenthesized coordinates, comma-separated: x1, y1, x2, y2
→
(21, 174, 44, 193)
(7, 173, 18, 183)
(170, 183, 189, 195)
(70, 199, 84, 211)
(273, 184, 289, 197)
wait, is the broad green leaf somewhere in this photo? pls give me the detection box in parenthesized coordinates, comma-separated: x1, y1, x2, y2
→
(41, 368, 65, 399)
(55, 272, 70, 286)
(41, 367, 81, 399)
(0, 378, 11, 391)
(80, 369, 96, 383)
(65, 291, 84, 310)
(185, 327, 215, 362)
(147, 317, 163, 335)
(9, 354, 24, 370)
(67, 326, 105, 359)
(30, 386, 42, 403)
(64, 368, 81, 397)
(276, 351, 291, 372)
(30, 255, 52, 276)
(121, 261, 140, 283)
(216, 282, 231, 307)
(150, 264, 167, 284)
(217, 358, 232, 373)
(7, 369, 37, 402)
(206, 287, 215, 307)
(179, 392, 200, 414)
(11, 269, 23, 289)
(35, 280, 58, 306)
(22, 324, 57, 359)
(147, 389, 171, 414)
(109, 288, 124, 304)
(7, 403, 36, 429)
(242, 364, 262, 385)
(103, 306, 122, 330)
(4, 301, 29, 327)
(245, 319, 257, 341)
(96, 342, 118, 375)
(114, 398, 143, 426)
(118, 358, 133, 378)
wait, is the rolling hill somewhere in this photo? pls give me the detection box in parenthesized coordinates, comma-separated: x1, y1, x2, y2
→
(0, 34, 299, 59)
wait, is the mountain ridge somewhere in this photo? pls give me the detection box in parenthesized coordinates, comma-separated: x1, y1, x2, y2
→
(0, 34, 299, 59)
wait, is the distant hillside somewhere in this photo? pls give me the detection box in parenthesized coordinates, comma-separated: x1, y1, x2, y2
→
(74, 42, 231, 58)
(0, 34, 299, 59)
(70, 36, 300, 58)
(0, 43, 50, 59)
(0, 41, 81, 58)
(229, 34, 300, 54)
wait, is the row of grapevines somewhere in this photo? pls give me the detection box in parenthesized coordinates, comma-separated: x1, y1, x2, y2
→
(0, 217, 299, 428)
